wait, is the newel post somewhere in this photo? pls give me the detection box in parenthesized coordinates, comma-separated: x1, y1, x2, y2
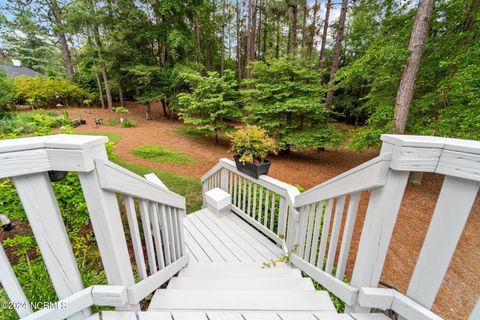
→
(348, 137, 411, 312)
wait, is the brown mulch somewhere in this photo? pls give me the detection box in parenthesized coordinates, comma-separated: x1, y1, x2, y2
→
(67, 103, 479, 320)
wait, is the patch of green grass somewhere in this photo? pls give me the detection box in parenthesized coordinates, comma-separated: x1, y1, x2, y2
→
(132, 145, 195, 164)
(105, 118, 120, 126)
(176, 127, 208, 139)
(80, 133, 202, 212)
(120, 119, 136, 128)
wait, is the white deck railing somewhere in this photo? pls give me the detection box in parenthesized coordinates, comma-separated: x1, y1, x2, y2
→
(203, 135, 480, 320)
(0, 135, 188, 319)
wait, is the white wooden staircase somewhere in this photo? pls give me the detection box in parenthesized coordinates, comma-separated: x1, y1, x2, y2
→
(1, 134, 479, 320)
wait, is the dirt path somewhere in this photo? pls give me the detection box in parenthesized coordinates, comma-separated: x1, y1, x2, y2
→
(69, 103, 479, 319)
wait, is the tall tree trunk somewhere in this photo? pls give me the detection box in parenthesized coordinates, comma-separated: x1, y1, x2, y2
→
(250, 0, 257, 61)
(393, 0, 435, 133)
(236, 0, 242, 78)
(289, 4, 297, 59)
(94, 30, 113, 111)
(94, 68, 105, 109)
(307, 0, 319, 59)
(246, 0, 255, 78)
(221, 0, 226, 76)
(276, 18, 281, 58)
(301, 0, 308, 55)
(49, 0, 74, 77)
(319, 0, 331, 69)
(256, 0, 262, 58)
(325, 0, 348, 108)
(194, 18, 201, 63)
(118, 87, 124, 107)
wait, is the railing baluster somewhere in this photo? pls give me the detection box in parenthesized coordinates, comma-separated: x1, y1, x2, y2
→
(303, 204, 316, 260)
(149, 202, 165, 269)
(252, 183, 257, 219)
(247, 181, 252, 217)
(326, 195, 346, 274)
(309, 201, 323, 265)
(317, 198, 333, 269)
(269, 192, 276, 231)
(166, 206, 177, 261)
(124, 196, 147, 280)
(14, 172, 90, 318)
(237, 175, 242, 208)
(336, 192, 361, 280)
(172, 208, 182, 259)
(139, 200, 157, 274)
(242, 178, 247, 212)
(296, 206, 309, 257)
(159, 204, 172, 265)
(263, 190, 270, 226)
(0, 243, 32, 317)
(278, 197, 287, 238)
(258, 186, 263, 223)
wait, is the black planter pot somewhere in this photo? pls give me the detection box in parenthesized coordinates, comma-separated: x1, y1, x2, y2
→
(234, 155, 272, 179)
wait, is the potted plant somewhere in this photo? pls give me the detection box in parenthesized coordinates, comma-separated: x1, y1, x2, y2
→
(230, 125, 277, 179)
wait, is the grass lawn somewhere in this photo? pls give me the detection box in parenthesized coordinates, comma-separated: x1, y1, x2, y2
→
(81, 132, 203, 212)
(131, 145, 195, 164)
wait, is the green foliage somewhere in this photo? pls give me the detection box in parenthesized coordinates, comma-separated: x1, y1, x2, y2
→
(132, 145, 195, 164)
(106, 118, 120, 126)
(115, 107, 129, 114)
(178, 69, 242, 141)
(0, 70, 15, 109)
(12, 76, 92, 108)
(242, 58, 343, 150)
(0, 110, 71, 136)
(230, 125, 277, 163)
(120, 118, 136, 128)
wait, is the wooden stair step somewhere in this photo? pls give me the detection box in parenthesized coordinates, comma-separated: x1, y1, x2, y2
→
(148, 289, 335, 312)
(167, 277, 315, 290)
(178, 264, 300, 278)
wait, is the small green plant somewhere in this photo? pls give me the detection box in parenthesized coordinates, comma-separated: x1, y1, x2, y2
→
(230, 125, 277, 164)
(105, 118, 120, 126)
(131, 145, 194, 163)
(262, 244, 299, 268)
(114, 107, 129, 115)
(120, 118, 136, 128)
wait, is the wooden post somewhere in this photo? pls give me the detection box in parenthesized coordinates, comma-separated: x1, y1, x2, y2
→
(77, 143, 138, 310)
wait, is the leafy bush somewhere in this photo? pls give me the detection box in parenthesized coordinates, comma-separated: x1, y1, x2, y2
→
(114, 106, 129, 114)
(12, 76, 92, 108)
(120, 118, 136, 128)
(177, 69, 242, 143)
(0, 70, 15, 110)
(132, 145, 194, 163)
(230, 125, 277, 163)
(106, 118, 120, 126)
(0, 110, 72, 136)
(242, 58, 343, 150)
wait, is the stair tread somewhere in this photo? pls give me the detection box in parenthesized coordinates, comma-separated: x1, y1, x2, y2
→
(179, 265, 300, 278)
(148, 289, 335, 312)
(167, 277, 315, 290)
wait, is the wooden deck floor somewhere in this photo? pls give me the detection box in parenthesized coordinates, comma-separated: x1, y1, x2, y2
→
(184, 209, 284, 263)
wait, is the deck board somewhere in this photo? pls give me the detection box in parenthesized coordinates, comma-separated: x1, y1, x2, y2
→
(184, 209, 282, 263)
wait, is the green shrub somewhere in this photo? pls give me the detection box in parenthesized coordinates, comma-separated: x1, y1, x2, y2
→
(106, 118, 120, 126)
(114, 107, 129, 114)
(0, 110, 71, 136)
(230, 125, 277, 163)
(132, 145, 194, 163)
(120, 119, 136, 128)
(0, 70, 15, 110)
(12, 76, 92, 108)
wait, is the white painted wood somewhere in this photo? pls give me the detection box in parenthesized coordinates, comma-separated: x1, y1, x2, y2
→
(13, 172, 89, 320)
(149, 289, 335, 311)
(317, 199, 333, 269)
(336, 192, 361, 280)
(349, 314, 390, 320)
(138, 311, 173, 320)
(258, 186, 264, 223)
(101, 311, 137, 320)
(226, 213, 284, 259)
(91, 285, 127, 307)
(252, 183, 258, 220)
(231, 205, 282, 245)
(78, 145, 137, 301)
(391, 292, 443, 320)
(277, 313, 319, 320)
(159, 204, 172, 265)
(139, 200, 157, 273)
(437, 149, 480, 181)
(172, 313, 208, 320)
(127, 254, 189, 304)
(309, 202, 323, 265)
(264, 189, 270, 226)
(242, 313, 280, 320)
(86, 314, 101, 320)
(178, 264, 300, 278)
(389, 146, 442, 172)
(296, 206, 309, 258)
(207, 312, 244, 320)
(295, 154, 391, 207)
(0, 149, 50, 179)
(178, 210, 186, 256)
(166, 206, 177, 261)
(303, 205, 315, 261)
(0, 242, 32, 317)
(289, 254, 358, 306)
(247, 181, 253, 216)
(20, 287, 93, 320)
(145, 173, 169, 190)
(168, 277, 315, 290)
(357, 288, 394, 309)
(184, 228, 211, 263)
(326, 196, 346, 274)
(407, 176, 480, 308)
(124, 196, 147, 280)
(184, 217, 225, 262)
(95, 158, 185, 209)
(269, 192, 276, 231)
(150, 202, 166, 268)
(349, 169, 410, 305)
